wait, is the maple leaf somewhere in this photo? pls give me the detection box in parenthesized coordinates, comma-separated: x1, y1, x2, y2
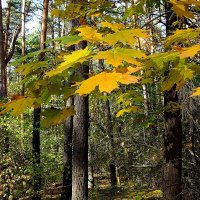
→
(45, 47, 92, 77)
(93, 47, 146, 67)
(191, 87, 200, 97)
(16, 61, 49, 76)
(41, 107, 75, 128)
(0, 96, 36, 116)
(165, 28, 200, 48)
(162, 66, 194, 91)
(76, 69, 140, 95)
(170, 0, 194, 18)
(116, 106, 140, 117)
(77, 26, 102, 42)
(179, 44, 200, 58)
(51, 35, 83, 47)
(101, 21, 124, 32)
(103, 29, 149, 46)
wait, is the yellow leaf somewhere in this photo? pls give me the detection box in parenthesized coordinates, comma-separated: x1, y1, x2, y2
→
(45, 47, 92, 77)
(116, 106, 140, 117)
(179, 44, 200, 58)
(93, 47, 146, 67)
(170, 0, 194, 18)
(0, 96, 36, 116)
(191, 87, 200, 97)
(101, 21, 124, 32)
(103, 29, 149, 46)
(77, 26, 102, 42)
(76, 71, 140, 95)
(165, 28, 200, 48)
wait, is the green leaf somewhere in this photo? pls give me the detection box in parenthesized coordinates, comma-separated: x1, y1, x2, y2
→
(48, 35, 83, 47)
(16, 61, 49, 76)
(41, 107, 75, 128)
(11, 49, 50, 66)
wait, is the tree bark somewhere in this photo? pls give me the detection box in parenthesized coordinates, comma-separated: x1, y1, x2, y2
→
(72, 62, 89, 200)
(105, 98, 117, 187)
(32, 0, 49, 199)
(163, 3, 182, 200)
(32, 107, 42, 200)
(0, 0, 7, 99)
(69, 0, 89, 198)
(61, 98, 73, 200)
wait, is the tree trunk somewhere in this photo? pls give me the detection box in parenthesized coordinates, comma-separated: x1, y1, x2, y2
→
(88, 143, 95, 189)
(61, 98, 73, 200)
(32, 0, 49, 199)
(0, 0, 7, 99)
(105, 98, 117, 187)
(72, 62, 89, 200)
(163, 3, 182, 200)
(32, 107, 42, 200)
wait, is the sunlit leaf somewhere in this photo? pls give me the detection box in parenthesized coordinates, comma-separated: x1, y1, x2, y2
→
(93, 47, 146, 67)
(116, 106, 140, 117)
(103, 29, 149, 45)
(45, 47, 92, 77)
(179, 44, 200, 58)
(77, 26, 102, 42)
(170, 0, 194, 18)
(165, 28, 200, 48)
(0, 96, 36, 116)
(76, 70, 140, 95)
(191, 87, 200, 97)
(101, 21, 124, 32)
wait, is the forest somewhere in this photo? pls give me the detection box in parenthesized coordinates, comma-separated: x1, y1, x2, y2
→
(0, 0, 200, 199)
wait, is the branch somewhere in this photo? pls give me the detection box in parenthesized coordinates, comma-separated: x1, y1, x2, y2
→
(6, 25, 21, 64)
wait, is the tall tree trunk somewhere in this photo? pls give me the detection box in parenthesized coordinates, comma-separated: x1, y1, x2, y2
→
(61, 98, 73, 200)
(0, 0, 10, 154)
(72, 62, 89, 200)
(105, 98, 117, 187)
(0, 0, 7, 99)
(32, 107, 42, 200)
(69, 0, 89, 198)
(163, 3, 182, 200)
(32, 0, 49, 199)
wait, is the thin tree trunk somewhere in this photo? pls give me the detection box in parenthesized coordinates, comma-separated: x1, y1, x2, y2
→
(61, 98, 73, 200)
(32, 0, 49, 199)
(0, 0, 9, 155)
(32, 107, 42, 200)
(88, 143, 95, 189)
(163, 3, 182, 200)
(105, 98, 117, 187)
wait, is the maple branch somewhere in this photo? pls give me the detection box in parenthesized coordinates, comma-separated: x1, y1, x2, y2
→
(6, 1, 31, 64)
(141, 12, 168, 28)
(140, 11, 169, 28)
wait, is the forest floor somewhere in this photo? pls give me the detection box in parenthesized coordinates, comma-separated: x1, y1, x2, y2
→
(19, 179, 163, 199)
(89, 186, 163, 200)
